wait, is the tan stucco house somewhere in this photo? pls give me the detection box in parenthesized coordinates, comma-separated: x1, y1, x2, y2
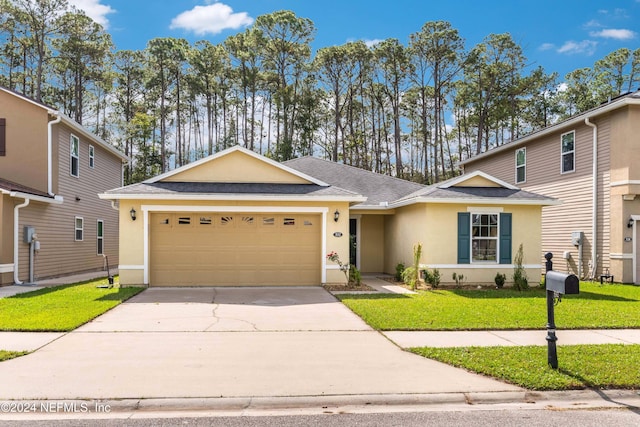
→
(101, 146, 555, 287)
(461, 90, 640, 283)
(0, 87, 128, 286)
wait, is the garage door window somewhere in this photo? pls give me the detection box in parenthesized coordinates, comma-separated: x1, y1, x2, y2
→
(284, 217, 295, 226)
(199, 216, 212, 225)
(221, 216, 234, 226)
(263, 217, 275, 226)
(178, 216, 191, 225)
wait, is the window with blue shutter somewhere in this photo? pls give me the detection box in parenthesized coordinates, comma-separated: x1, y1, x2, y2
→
(458, 212, 512, 264)
(457, 212, 470, 264)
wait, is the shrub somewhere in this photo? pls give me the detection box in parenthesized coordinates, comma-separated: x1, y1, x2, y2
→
(401, 243, 423, 291)
(512, 244, 529, 291)
(452, 272, 465, 288)
(395, 262, 405, 282)
(349, 265, 362, 286)
(423, 268, 441, 289)
(494, 272, 506, 289)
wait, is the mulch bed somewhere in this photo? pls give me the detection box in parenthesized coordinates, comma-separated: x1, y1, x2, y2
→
(323, 283, 375, 292)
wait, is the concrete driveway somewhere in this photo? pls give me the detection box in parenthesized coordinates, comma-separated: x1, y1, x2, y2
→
(0, 287, 520, 400)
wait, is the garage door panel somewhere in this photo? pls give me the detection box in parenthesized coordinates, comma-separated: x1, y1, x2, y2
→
(150, 212, 321, 286)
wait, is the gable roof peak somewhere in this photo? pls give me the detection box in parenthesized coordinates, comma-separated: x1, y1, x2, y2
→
(438, 170, 519, 190)
(144, 145, 330, 186)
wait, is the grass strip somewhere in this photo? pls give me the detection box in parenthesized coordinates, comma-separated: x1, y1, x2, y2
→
(410, 344, 640, 390)
(0, 350, 29, 362)
(0, 278, 144, 331)
(338, 282, 640, 330)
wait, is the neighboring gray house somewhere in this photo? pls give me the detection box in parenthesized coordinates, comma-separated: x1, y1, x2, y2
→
(0, 87, 128, 286)
(461, 90, 640, 283)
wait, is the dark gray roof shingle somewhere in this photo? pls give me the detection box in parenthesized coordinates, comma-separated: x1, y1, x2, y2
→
(284, 157, 425, 207)
(104, 182, 359, 198)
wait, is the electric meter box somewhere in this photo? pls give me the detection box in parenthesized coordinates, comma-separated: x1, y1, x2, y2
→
(23, 226, 35, 244)
(571, 231, 583, 246)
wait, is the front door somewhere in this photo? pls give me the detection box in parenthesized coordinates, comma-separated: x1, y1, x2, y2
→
(349, 218, 358, 268)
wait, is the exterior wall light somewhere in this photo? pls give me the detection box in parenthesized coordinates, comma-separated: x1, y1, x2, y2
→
(628, 218, 634, 228)
(130, 208, 137, 221)
(334, 210, 340, 222)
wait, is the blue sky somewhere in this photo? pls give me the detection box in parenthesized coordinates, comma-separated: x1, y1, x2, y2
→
(68, 0, 639, 81)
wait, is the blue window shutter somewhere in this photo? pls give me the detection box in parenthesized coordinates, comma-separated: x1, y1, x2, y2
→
(499, 213, 512, 264)
(458, 212, 470, 264)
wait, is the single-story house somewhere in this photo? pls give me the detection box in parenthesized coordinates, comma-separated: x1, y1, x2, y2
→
(100, 146, 556, 286)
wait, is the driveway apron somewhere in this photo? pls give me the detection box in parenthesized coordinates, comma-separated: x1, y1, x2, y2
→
(0, 287, 520, 400)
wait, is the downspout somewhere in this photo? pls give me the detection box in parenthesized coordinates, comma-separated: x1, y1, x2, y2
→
(47, 112, 62, 197)
(13, 198, 30, 285)
(585, 117, 598, 279)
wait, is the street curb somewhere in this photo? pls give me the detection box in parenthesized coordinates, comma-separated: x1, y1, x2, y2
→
(38, 389, 640, 413)
(1, 390, 639, 420)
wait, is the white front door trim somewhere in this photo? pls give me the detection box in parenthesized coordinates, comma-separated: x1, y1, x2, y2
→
(141, 205, 329, 285)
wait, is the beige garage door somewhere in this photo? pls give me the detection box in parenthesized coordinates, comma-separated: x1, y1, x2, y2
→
(150, 213, 321, 286)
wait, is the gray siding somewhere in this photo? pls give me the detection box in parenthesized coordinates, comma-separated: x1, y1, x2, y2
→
(465, 119, 612, 278)
(15, 123, 122, 282)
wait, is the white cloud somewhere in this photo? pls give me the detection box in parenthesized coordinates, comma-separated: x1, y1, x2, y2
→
(589, 28, 637, 40)
(67, 0, 115, 29)
(538, 43, 555, 51)
(363, 39, 383, 48)
(557, 40, 598, 56)
(169, 2, 253, 36)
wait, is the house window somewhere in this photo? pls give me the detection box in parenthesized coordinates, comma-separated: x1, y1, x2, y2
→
(89, 145, 95, 168)
(458, 212, 512, 264)
(472, 214, 498, 262)
(515, 148, 526, 183)
(0, 118, 6, 156)
(70, 135, 80, 177)
(75, 217, 84, 241)
(97, 220, 104, 255)
(561, 131, 575, 173)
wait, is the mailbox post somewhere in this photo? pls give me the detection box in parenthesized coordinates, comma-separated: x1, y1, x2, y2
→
(544, 252, 579, 369)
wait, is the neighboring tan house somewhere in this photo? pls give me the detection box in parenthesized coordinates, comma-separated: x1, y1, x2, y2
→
(0, 87, 128, 286)
(100, 146, 555, 287)
(461, 90, 640, 283)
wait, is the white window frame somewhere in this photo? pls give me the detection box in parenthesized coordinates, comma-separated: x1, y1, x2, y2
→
(70, 134, 80, 177)
(89, 145, 95, 169)
(515, 147, 526, 184)
(561, 131, 575, 174)
(75, 216, 84, 242)
(97, 219, 104, 255)
(470, 213, 499, 264)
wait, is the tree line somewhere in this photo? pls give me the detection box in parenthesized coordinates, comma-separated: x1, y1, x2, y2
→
(1, 0, 639, 184)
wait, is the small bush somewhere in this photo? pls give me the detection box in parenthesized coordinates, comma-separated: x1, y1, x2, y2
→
(512, 244, 529, 291)
(494, 272, 506, 289)
(452, 272, 465, 288)
(395, 263, 405, 282)
(349, 265, 362, 286)
(401, 243, 423, 291)
(423, 268, 441, 289)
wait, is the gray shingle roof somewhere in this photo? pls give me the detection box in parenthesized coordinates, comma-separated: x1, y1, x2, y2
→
(0, 177, 51, 198)
(284, 157, 425, 207)
(103, 182, 359, 198)
(397, 185, 556, 203)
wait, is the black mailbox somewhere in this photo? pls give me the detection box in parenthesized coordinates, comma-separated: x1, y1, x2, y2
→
(545, 270, 579, 295)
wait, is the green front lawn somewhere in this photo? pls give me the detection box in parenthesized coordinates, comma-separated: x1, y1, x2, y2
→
(0, 278, 144, 331)
(0, 350, 29, 362)
(337, 282, 640, 330)
(411, 344, 640, 390)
